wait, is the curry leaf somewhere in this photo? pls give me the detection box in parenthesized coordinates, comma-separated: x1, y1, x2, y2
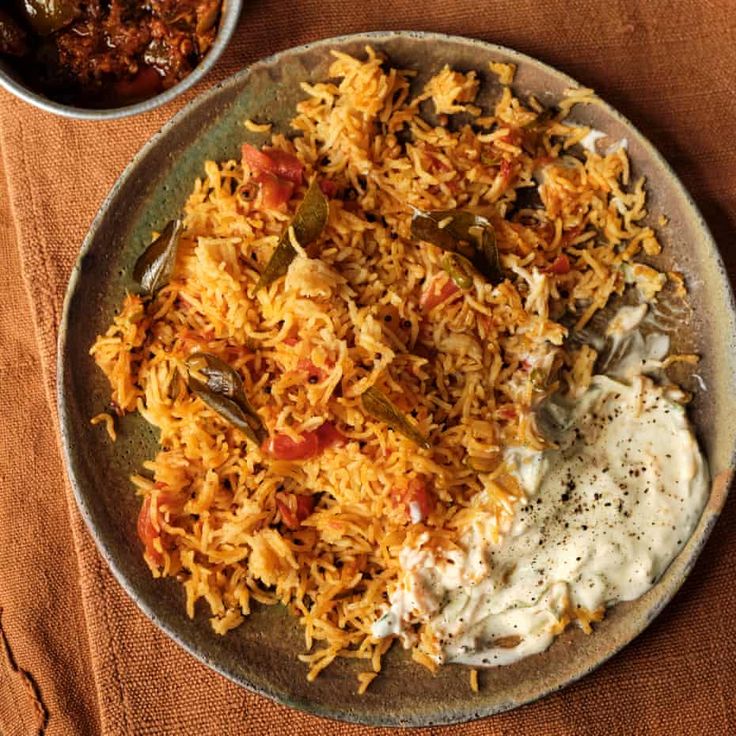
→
(360, 387, 431, 449)
(133, 219, 184, 296)
(411, 208, 503, 285)
(256, 179, 329, 290)
(186, 352, 267, 444)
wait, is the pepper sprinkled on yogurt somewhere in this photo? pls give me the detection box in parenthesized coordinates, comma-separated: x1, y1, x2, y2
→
(373, 373, 708, 667)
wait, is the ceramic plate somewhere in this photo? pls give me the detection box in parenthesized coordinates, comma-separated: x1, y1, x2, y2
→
(58, 32, 736, 727)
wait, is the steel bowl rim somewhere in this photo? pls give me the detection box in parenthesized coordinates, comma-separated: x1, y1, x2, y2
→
(0, 0, 243, 120)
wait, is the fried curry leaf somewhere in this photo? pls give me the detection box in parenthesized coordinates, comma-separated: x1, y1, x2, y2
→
(360, 387, 431, 449)
(133, 219, 184, 296)
(411, 208, 503, 285)
(186, 352, 267, 444)
(256, 178, 329, 290)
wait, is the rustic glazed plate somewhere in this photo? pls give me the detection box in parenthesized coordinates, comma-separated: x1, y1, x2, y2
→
(58, 32, 736, 726)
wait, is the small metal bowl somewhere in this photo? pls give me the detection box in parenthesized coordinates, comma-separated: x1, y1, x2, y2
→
(0, 0, 242, 120)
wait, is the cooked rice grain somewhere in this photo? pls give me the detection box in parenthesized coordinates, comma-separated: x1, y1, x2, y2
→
(91, 47, 669, 687)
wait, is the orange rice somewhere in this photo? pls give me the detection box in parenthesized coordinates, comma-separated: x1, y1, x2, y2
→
(90, 47, 678, 691)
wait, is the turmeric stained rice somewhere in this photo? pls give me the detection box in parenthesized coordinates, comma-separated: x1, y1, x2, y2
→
(90, 47, 674, 690)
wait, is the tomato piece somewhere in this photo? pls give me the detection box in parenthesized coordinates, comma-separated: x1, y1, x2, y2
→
(257, 172, 294, 209)
(241, 143, 304, 186)
(298, 358, 325, 383)
(242, 143, 274, 175)
(319, 179, 337, 197)
(136, 494, 173, 566)
(277, 494, 315, 530)
(407, 479, 433, 523)
(276, 499, 299, 529)
(283, 326, 300, 347)
(420, 277, 460, 312)
(264, 431, 320, 461)
(264, 149, 304, 185)
(548, 253, 571, 275)
(390, 478, 434, 523)
(263, 421, 345, 461)
(315, 421, 347, 450)
(295, 494, 315, 522)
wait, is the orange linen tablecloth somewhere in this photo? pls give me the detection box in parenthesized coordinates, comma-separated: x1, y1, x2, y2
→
(1, 2, 735, 734)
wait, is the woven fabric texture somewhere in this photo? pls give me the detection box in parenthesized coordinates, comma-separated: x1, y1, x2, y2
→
(0, 2, 734, 734)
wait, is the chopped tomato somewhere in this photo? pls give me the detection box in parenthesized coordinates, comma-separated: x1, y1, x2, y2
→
(295, 494, 315, 522)
(314, 421, 347, 450)
(263, 149, 304, 185)
(407, 479, 434, 523)
(264, 431, 320, 461)
(263, 421, 346, 461)
(548, 253, 571, 275)
(257, 172, 294, 209)
(241, 143, 303, 209)
(136, 493, 174, 566)
(241, 143, 303, 185)
(420, 277, 460, 312)
(278, 494, 315, 530)
(276, 499, 298, 529)
(319, 179, 338, 197)
(242, 143, 273, 174)
(390, 478, 434, 524)
(298, 358, 325, 383)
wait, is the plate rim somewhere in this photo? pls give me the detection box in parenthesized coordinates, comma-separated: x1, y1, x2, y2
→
(56, 30, 736, 727)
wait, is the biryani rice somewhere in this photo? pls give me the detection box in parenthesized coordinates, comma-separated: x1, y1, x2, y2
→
(90, 47, 678, 691)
